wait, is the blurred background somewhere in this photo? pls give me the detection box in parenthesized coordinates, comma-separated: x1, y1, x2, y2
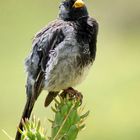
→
(0, 0, 140, 139)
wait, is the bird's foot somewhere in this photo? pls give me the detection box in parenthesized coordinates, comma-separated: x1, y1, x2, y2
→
(60, 87, 83, 105)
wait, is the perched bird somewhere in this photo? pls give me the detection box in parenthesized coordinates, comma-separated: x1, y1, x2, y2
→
(15, 0, 98, 139)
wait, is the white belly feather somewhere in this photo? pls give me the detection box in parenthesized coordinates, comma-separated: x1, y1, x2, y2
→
(44, 39, 92, 92)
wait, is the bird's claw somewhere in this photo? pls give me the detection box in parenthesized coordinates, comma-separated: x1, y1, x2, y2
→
(60, 87, 83, 105)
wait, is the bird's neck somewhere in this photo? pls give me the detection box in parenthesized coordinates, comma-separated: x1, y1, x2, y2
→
(59, 7, 88, 21)
(75, 16, 89, 28)
(77, 15, 89, 21)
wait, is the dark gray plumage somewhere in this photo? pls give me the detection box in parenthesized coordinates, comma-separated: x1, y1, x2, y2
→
(15, 0, 98, 139)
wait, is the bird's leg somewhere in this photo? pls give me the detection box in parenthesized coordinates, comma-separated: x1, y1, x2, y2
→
(60, 87, 83, 104)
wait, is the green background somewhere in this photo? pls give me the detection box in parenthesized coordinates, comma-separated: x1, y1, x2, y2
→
(0, 0, 140, 139)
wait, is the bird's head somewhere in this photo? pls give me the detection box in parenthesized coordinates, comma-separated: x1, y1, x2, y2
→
(59, 0, 88, 21)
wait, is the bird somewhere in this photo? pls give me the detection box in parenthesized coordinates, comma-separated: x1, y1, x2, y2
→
(15, 0, 98, 139)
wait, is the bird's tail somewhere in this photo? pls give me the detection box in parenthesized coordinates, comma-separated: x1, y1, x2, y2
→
(15, 96, 35, 140)
(15, 85, 36, 140)
(44, 91, 58, 107)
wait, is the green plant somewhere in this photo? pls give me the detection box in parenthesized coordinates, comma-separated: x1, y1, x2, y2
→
(19, 91, 89, 140)
(18, 116, 47, 140)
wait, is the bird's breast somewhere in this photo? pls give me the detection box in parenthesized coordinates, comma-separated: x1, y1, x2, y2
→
(44, 34, 92, 92)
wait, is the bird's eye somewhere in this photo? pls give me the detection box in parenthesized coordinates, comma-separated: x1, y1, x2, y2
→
(66, 3, 70, 7)
(64, 2, 70, 7)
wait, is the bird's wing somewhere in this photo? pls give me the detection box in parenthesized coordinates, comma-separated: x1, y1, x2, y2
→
(87, 17, 99, 60)
(25, 20, 65, 98)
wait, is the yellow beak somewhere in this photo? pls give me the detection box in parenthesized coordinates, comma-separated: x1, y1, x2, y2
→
(73, 0, 85, 8)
